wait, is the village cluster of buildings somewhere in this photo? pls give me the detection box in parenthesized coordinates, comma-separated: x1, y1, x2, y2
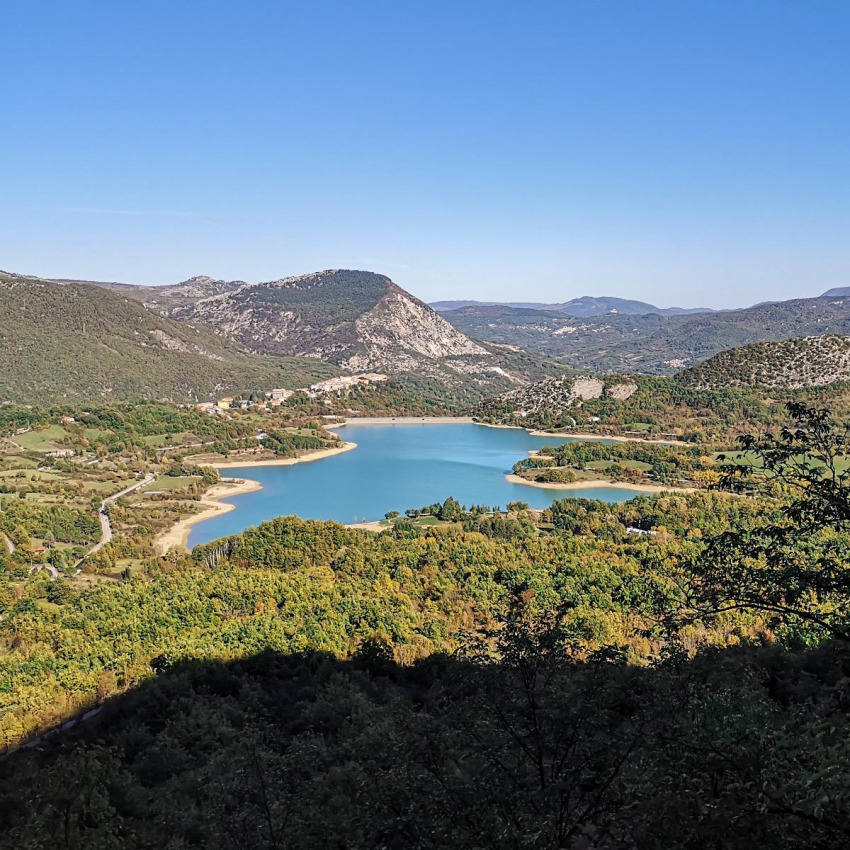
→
(304, 373, 387, 396)
(193, 373, 388, 415)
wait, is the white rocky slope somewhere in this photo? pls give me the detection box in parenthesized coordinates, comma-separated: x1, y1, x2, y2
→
(170, 269, 522, 387)
(342, 286, 488, 371)
(494, 375, 638, 414)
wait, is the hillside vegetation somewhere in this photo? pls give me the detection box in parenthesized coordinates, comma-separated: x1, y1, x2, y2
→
(677, 334, 850, 389)
(86, 268, 575, 399)
(89, 274, 246, 313)
(475, 371, 850, 442)
(445, 295, 850, 374)
(0, 401, 348, 575)
(0, 273, 340, 403)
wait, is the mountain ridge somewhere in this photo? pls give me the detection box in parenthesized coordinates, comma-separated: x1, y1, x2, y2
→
(99, 268, 572, 395)
(0, 268, 574, 403)
(0, 272, 340, 403)
(677, 335, 850, 390)
(443, 295, 850, 374)
(171, 269, 492, 370)
(432, 295, 714, 316)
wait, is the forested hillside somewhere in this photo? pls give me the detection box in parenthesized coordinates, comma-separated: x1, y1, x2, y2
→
(84, 268, 571, 397)
(0, 273, 340, 403)
(677, 334, 850, 389)
(444, 295, 850, 374)
(173, 268, 533, 392)
(476, 371, 850, 441)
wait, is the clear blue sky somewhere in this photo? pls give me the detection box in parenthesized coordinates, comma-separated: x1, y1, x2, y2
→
(2, 1, 848, 308)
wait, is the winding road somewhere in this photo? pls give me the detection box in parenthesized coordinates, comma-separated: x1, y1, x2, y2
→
(4, 472, 156, 580)
(75, 473, 156, 569)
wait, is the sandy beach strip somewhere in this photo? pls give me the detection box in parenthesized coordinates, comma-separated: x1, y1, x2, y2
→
(505, 473, 696, 494)
(155, 442, 357, 552)
(345, 520, 387, 532)
(206, 441, 357, 469)
(477, 421, 689, 445)
(334, 416, 474, 426)
(154, 477, 263, 554)
(529, 431, 690, 446)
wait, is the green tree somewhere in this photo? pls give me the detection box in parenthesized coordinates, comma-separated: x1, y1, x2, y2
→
(676, 403, 850, 642)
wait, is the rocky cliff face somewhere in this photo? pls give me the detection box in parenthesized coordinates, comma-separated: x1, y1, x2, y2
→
(343, 285, 488, 370)
(168, 269, 516, 387)
(492, 375, 638, 414)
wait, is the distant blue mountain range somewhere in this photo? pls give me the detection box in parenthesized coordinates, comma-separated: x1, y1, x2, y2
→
(431, 295, 713, 317)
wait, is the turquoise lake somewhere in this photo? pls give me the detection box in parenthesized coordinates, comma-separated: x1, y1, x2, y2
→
(188, 423, 649, 547)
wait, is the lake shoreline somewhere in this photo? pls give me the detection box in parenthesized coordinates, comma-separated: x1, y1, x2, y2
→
(182, 424, 662, 549)
(156, 442, 358, 552)
(207, 441, 357, 469)
(480, 421, 689, 446)
(334, 416, 475, 426)
(336, 417, 688, 447)
(505, 473, 696, 494)
(530, 431, 689, 446)
(154, 477, 263, 554)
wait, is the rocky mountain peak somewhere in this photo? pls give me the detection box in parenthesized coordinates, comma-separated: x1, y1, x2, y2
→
(163, 268, 517, 388)
(256, 269, 372, 291)
(180, 275, 218, 285)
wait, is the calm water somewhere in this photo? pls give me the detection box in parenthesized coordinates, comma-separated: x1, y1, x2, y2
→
(188, 423, 648, 547)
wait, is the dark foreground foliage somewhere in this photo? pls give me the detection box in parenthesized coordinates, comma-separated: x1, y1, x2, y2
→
(1, 637, 849, 850)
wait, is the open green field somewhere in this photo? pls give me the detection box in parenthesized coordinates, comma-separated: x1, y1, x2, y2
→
(141, 432, 199, 447)
(14, 426, 70, 452)
(585, 459, 652, 471)
(115, 558, 147, 577)
(83, 427, 115, 441)
(382, 515, 441, 527)
(143, 475, 201, 493)
(283, 427, 325, 437)
(0, 469, 128, 494)
(0, 469, 64, 482)
(716, 450, 850, 475)
(0, 454, 38, 469)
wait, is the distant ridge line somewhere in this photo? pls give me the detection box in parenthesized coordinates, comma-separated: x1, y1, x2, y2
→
(431, 296, 715, 317)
